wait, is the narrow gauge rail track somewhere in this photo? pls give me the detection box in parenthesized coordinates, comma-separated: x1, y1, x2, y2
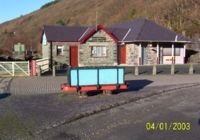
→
(36, 82, 200, 135)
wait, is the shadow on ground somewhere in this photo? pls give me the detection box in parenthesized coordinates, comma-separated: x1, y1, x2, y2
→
(125, 80, 153, 92)
(85, 79, 153, 96)
(0, 93, 11, 100)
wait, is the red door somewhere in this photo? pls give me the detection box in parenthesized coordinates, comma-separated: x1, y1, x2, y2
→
(119, 46, 126, 64)
(70, 46, 78, 67)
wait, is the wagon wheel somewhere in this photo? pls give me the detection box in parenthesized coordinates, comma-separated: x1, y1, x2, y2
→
(78, 91, 88, 98)
(103, 90, 112, 95)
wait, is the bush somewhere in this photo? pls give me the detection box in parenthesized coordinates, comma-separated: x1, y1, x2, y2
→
(56, 19, 65, 25)
(40, 0, 61, 9)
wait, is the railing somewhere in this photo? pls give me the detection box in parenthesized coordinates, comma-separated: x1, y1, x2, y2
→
(124, 64, 200, 75)
(36, 58, 50, 74)
(0, 61, 30, 77)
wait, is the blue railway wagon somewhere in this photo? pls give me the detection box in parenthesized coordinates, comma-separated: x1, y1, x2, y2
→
(61, 67, 128, 95)
(68, 67, 125, 86)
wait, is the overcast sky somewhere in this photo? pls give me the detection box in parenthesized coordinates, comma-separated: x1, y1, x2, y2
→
(0, 0, 53, 23)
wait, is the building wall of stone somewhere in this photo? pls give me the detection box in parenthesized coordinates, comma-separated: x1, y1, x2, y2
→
(126, 43, 139, 65)
(142, 44, 157, 65)
(52, 42, 70, 64)
(79, 30, 118, 66)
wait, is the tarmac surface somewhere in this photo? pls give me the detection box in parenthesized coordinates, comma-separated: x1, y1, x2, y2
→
(0, 75, 200, 140)
(39, 84, 200, 140)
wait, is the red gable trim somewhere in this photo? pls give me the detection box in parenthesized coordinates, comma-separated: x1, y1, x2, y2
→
(79, 25, 118, 44)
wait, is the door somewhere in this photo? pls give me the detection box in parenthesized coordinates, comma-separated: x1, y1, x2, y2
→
(119, 46, 126, 64)
(142, 47, 148, 65)
(70, 46, 78, 67)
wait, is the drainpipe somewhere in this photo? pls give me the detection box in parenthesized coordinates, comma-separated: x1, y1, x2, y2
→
(172, 43, 175, 64)
(183, 45, 186, 64)
(139, 43, 142, 65)
(50, 41, 53, 71)
(156, 43, 160, 64)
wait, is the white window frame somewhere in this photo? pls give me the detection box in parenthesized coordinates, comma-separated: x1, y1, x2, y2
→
(57, 46, 64, 56)
(91, 46, 107, 57)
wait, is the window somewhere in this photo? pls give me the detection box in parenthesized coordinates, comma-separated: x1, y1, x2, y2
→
(163, 48, 172, 56)
(175, 48, 180, 56)
(91, 46, 107, 57)
(57, 46, 64, 56)
(14, 43, 25, 52)
(163, 47, 180, 56)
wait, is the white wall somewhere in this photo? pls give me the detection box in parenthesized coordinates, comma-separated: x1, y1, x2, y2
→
(175, 47, 184, 64)
(42, 33, 50, 59)
(162, 47, 185, 64)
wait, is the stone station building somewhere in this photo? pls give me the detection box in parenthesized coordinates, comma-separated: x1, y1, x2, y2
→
(41, 18, 191, 68)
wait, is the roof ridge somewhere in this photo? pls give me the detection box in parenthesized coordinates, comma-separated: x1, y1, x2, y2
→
(78, 27, 90, 41)
(135, 19, 147, 40)
(122, 28, 131, 42)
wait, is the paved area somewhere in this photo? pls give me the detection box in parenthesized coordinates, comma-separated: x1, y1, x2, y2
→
(8, 75, 200, 95)
(9, 77, 66, 95)
(0, 75, 200, 139)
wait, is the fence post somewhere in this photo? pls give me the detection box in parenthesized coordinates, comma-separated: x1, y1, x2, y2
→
(12, 62, 15, 76)
(52, 65, 56, 77)
(152, 65, 157, 75)
(31, 60, 36, 76)
(189, 63, 194, 75)
(171, 64, 175, 75)
(28, 61, 30, 76)
(135, 66, 139, 76)
(37, 66, 41, 77)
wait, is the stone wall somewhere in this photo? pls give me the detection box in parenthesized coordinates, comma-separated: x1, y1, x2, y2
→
(52, 42, 70, 64)
(126, 44, 139, 65)
(143, 44, 157, 65)
(79, 30, 117, 66)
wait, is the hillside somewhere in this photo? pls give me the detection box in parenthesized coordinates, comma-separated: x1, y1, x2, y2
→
(0, 0, 200, 56)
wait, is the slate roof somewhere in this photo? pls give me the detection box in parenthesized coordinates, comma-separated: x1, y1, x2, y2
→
(43, 18, 190, 43)
(107, 28, 130, 41)
(43, 25, 88, 42)
(111, 18, 190, 42)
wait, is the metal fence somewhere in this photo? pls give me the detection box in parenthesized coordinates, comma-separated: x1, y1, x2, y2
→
(124, 64, 200, 75)
(0, 61, 30, 77)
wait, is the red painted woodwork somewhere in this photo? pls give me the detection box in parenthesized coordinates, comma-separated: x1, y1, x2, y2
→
(70, 46, 78, 67)
(61, 84, 128, 93)
(157, 57, 160, 64)
(31, 60, 36, 76)
(80, 86, 98, 91)
(119, 46, 126, 64)
(171, 56, 176, 64)
(79, 25, 118, 44)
